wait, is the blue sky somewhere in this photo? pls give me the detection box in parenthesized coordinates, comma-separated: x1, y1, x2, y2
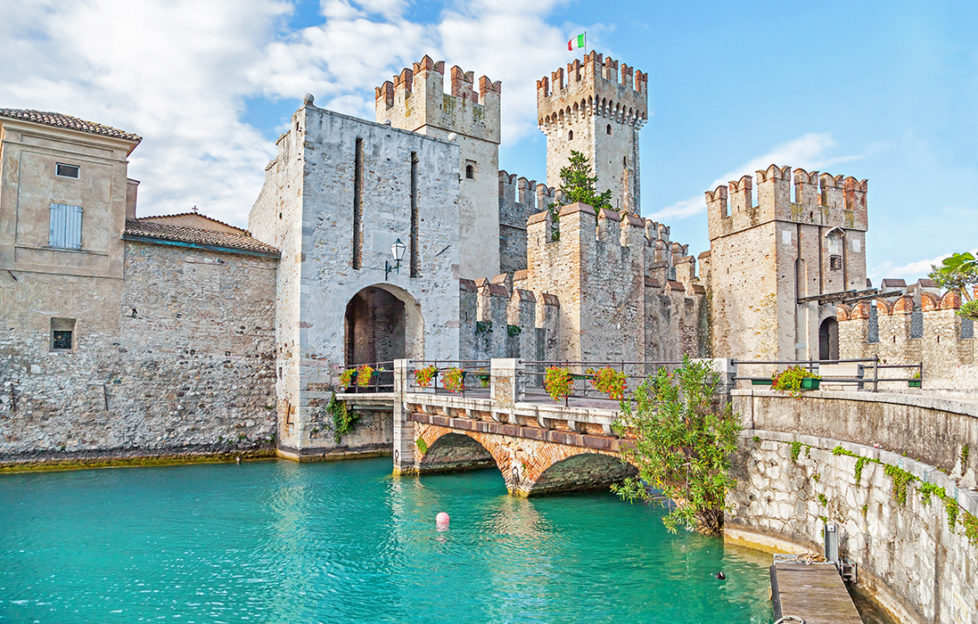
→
(2, 0, 975, 281)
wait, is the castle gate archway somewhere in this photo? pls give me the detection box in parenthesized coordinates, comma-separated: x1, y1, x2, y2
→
(344, 285, 423, 368)
(819, 316, 839, 360)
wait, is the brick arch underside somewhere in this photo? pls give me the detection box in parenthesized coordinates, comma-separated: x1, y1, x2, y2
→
(416, 425, 637, 496)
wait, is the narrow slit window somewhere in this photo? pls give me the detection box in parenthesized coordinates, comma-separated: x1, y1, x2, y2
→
(568, 130, 574, 140)
(410, 151, 419, 278)
(56, 163, 80, 179)
(465, 164, 474, 179)
(352, 138, 364, 269)
(606, 124, 612, 135)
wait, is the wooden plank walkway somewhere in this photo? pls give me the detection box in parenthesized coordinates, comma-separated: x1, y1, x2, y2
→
(771, 562, 862, 624)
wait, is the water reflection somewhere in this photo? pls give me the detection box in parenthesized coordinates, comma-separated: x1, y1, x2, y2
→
(0, 459, 773, 623)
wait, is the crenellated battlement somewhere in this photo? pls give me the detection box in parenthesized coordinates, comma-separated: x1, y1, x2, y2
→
(375, 54, 501, 144)
(524, 204, 700, 290)
(837, 283, 977, 389)
(706, 164, 869, 241)
(497, 170, 557, 227)
(536, 51, 648, 129)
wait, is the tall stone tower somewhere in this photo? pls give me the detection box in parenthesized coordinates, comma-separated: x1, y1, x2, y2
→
(376, 55, 502, 279)
(537, 52, 648, 211)
(705, 165, 869, 361)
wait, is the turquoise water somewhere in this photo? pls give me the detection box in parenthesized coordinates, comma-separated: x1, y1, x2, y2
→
(0, 459, 773, 623)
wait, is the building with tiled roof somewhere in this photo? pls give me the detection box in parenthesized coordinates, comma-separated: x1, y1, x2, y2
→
(124, 219, 278, 257)
(0, 108, 141, 148)
(136, 211, 249, 236)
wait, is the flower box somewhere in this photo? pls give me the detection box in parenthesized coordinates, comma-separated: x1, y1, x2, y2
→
(800, 377, 820, 390)
(909, 379, 921, 388)
(751, 378, 774, 386)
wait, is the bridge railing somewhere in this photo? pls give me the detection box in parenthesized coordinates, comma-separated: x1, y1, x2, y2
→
(338, 361, 395, 394)
(517, 360, 684, 406)
(731, 356, 924, 392)
(406, 360, 492, 397)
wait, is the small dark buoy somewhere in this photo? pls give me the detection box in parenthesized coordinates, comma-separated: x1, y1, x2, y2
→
(715, 572, 726, 580)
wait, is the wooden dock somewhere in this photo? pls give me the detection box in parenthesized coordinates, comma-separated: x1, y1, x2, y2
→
(771, 561, 862, 624)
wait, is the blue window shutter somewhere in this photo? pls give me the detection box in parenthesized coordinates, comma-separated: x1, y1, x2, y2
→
(49, 203, 82, 249)
(67, 205, 82, 248)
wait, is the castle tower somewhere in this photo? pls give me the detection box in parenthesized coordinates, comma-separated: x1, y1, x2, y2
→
(376, 55, 502, 279)
(537, 52, 648, 211)
(705, 165, 869, 360)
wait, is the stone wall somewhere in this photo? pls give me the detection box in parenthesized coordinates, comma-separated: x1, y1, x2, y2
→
(728, 389, 978, 623)
(706, 165, 869, 361)
(729, 433, 978, 624)
(497, 171, 555, 274)
(524, 203, 704, 362)
(250, 103, 460, 457)
(839, 287, 977, 394)
(0, 241, 278, 461)
(376, 56, 502, 279)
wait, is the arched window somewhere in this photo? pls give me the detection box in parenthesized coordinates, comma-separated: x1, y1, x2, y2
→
(568, 130, 574, 140)
(606, 124, 612, 135)
(465, 164, 474, 179)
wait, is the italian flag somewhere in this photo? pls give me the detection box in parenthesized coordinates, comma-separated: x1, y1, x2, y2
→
(567, 33, 585, 50)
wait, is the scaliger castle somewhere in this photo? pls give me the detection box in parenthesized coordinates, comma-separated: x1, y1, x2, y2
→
(1, 52, 975, 460)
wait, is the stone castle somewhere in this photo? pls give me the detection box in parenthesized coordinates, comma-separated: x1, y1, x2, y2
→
(1, 54, 975, 462)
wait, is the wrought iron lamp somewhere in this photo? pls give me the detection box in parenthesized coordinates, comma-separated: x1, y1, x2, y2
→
(386, 238, 406, 280)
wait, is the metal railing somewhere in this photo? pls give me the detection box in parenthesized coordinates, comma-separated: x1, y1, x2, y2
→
(731, 356, 924, 392)
(338, 360, 395, 393)
(518, 360, 684, 406)
(406, 360, 491, 397)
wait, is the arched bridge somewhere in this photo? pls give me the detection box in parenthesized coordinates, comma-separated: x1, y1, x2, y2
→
(385, 358, 712, 495)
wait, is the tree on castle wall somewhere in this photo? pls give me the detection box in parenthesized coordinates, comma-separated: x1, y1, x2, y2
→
(547, 150, 613, 241)
(930, 251, 978, 319)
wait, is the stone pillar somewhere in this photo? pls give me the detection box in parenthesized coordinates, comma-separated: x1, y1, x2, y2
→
(490, 358, 520, 407)
(392, 358, 415, 475)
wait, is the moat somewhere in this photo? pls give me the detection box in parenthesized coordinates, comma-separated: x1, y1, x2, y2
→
(0, 459, 773, 623)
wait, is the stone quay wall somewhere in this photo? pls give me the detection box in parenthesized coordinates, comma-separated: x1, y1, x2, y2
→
(0, 241, 278, 463)
(728, 390, 978, 624)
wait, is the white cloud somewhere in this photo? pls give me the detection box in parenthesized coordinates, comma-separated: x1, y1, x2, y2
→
(0, 0, 596, 226)
(649, 133, 867, 221)
(869, 248, 978, 284)
(0, 0, 291, 226)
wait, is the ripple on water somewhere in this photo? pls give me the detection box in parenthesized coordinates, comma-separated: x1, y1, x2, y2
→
(0, 459, 773, 623)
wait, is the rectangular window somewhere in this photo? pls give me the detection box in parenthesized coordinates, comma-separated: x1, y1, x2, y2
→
(48, 203, 83, 249)
(56, 162, 80, 179)
(829, 255, 843, 271)
(51, 318, 76, 351)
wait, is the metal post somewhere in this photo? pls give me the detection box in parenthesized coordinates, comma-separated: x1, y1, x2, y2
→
(873, 355, 879, 392)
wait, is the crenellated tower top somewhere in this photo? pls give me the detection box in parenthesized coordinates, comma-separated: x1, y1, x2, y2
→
(536, 51, 648, 129)
(375, 55, 501, 145)
(536, 51, 648, 213)
(705, 164, 868, 241)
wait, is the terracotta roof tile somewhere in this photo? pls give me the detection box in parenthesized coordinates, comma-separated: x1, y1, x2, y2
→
(137, 212, 246, 234)
(124, 220, 278, 257)
(0, 109, 141, 143)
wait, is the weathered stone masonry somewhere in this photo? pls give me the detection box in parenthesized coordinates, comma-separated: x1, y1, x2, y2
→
(0, 242, 278, 460)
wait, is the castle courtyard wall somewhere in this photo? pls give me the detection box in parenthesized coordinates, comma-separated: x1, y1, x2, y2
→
(0, 241, 277, 462)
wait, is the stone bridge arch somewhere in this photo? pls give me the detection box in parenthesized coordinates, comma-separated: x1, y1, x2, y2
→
(415, 425, 636, 496)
